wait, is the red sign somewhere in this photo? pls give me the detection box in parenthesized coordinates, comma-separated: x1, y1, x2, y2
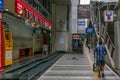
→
(16, 1, 23, 15)
(72, 34, 80, 39)
(15, 0, 53, 28)
(0, 11, 4, 71)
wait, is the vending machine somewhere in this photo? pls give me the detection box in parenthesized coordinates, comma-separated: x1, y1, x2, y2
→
(4, 31, 13, 66)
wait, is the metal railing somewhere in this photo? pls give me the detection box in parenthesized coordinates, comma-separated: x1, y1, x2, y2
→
(94, 25, 115, 67)
(105, 32, 115, 58)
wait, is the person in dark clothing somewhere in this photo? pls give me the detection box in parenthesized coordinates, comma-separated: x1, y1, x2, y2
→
(94, 41, 107, 78)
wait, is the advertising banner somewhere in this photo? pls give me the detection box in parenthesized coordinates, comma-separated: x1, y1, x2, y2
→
(15, 0, 53, 28)
(0, 11, 4, 71)
(77, 19, 86, 34)
(77, 27, 86, 34)
(78, 19, 85, 26)
(78, 5, 90, 18)
(0, 0, 4, 10)
(104, 10, 113, 22)
(86, 27, 95, 34)
(72, 34, 80, 39)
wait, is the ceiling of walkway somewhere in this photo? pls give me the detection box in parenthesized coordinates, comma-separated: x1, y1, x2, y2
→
(52, 0, 71, 5)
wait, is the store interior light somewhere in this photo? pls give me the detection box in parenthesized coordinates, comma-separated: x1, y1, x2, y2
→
(36, 24, 40, 28)
(25, 19, 31, 26)
(5, 9, 9, 11)
(31, 22, 36, 27)
(17, 15, 21, 17)
(49, 26, 51, 29)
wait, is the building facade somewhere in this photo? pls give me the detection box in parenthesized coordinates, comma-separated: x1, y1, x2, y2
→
(4, 0, 53, 60)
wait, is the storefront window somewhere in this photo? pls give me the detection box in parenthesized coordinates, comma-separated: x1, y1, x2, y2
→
(39, 0, 44, 4)
(38, 0, 52, 13)
(48, 0, 52, 13)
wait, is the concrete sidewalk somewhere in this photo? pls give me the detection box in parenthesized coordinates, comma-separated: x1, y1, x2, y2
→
(38, 51, 94, 80)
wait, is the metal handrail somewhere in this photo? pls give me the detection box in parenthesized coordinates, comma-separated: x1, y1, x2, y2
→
(106, 32, 115, 48)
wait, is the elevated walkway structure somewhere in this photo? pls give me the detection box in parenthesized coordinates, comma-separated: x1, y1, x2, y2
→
(0, 45, 119, 80)
(38, 53, 94, 80)
(38, 46, 120, 80)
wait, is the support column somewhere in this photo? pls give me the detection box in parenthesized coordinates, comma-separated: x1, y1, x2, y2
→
(114, 21, 120, 69)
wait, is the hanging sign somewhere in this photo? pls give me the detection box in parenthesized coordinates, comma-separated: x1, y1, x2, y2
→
(72, 34, 80, 39)
(86, 27, 95, 34)
(104, 10, 113, 22)
(15, 0, 53, 28)
(0, 11, 4, 71)
(77, 19, 85, 26)
(77, 19, 86, 34)
(0, 0, 4, 10)
(78, 5, 90, 18)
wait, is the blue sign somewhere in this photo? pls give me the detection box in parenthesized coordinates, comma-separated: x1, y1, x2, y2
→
(0, 0, 3, 10)
(86, 27, 95, 34)
(77, 19, 85, 26)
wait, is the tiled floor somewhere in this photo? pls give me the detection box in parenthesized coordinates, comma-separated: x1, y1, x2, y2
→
(1, 46, 120, 80)
(38, 46, 120, 80)
(38, 53, 94, 80)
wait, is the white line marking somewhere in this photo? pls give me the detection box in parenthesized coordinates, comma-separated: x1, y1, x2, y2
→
(39, 54, 65, 78)
(53, 65, 90, 67)
(40, 76, 94, 79)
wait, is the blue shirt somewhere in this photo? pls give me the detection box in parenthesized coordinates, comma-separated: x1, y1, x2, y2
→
(94, 45, 107, 61)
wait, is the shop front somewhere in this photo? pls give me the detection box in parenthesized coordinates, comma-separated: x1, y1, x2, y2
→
(15, 0, 53, 56)
(72, 34, 86, 52)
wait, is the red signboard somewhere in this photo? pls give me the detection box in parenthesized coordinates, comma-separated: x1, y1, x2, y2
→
(0, 11, 4, 71)
(15, 0, 53, 28)
(72, 34, 80, 39)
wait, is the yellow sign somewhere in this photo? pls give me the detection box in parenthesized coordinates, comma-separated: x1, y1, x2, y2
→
(4, 31, 13, 66)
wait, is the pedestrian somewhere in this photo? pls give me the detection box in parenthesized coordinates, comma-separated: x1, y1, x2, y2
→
(94, 41, 107, 78)
(88, 43, 91, 52)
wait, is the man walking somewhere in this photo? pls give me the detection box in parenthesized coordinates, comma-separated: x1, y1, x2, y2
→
(94, 41, 107, 78)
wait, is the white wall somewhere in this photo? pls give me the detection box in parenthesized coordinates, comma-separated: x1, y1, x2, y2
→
(4, 13, 33, 59)
(51, 0, 79, 52)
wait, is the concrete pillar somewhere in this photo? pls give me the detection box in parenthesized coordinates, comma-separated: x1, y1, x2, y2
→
(113, 9, 120, 69)
(51, 4, 56, 53)
(70, 0, 79, 33)
(114, 21, 120, 69)
(54, 5, 68, 52)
